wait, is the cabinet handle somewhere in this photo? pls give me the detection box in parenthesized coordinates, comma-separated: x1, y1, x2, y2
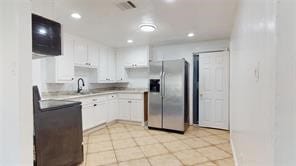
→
(94, 104, 97, 107)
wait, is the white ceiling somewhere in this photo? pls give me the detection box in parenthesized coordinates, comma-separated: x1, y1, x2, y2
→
(35, 0, 238, 48)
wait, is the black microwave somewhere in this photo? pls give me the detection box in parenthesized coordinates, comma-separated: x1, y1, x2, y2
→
(32, 14, 61, 56)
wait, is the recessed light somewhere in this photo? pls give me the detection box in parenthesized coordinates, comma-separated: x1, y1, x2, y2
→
(71, 13, 81, 19)
(187, 33, 195, 37)
(127, 40, 133, 43)
(139, 24, 157, 32)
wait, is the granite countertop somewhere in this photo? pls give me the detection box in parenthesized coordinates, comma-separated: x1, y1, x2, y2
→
(42, 89, 148, 100)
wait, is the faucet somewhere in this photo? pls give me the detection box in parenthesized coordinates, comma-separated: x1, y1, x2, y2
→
(77, 78, 85, 93)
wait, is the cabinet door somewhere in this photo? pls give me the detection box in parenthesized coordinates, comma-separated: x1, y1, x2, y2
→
(108, 99, 118, 122)
(96, 102, 108, 125)
(98, 46, 109, 81)
(87, 43, 99, 67)
(130, 100, 144, 122)
(82, 106, 95, 130)
(116, 52, 127, 81)
(74, 39, 88, 66)
(118, 99, 130, 120)
(56, 35, 74, 82)
(108, 49, 116, 81)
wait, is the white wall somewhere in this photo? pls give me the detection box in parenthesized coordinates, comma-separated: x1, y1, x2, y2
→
(230, 0, 277, 165)
(0, 0, 33, 165)
(274, 0, 296, 165)
(151, 40, 229, 124)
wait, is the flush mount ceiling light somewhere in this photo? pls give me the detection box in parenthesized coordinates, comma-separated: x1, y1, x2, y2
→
(139, 24, 157, 32)
(71, 13, 81, 19)
(127, 39, 134, 43)
(187, 32, 195, 37)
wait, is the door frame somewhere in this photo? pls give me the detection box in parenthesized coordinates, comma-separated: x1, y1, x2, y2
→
(192, 49, 229, 127)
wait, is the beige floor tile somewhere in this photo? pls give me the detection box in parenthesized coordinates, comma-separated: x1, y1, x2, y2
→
(140, 143, 169, 157)
(148, 154, 182, 166)
(78, 160, 86, 166)
(174, 149, 208, 165)
(109, 127, 129, 134)
(126, 125, 145, 131)
(112, 138, 137, 149)
(146, 129, 168, 135)
(153, 134, 178, 143)
(108, 123, 126, 128)
(89, 128, 109, 136)
(182, 137, 211, 149)
(217, 134, 230, 140)
(88, 134, 111, 143)
(194, 162, 217, 166)
(110, 132, 132, 140)
(130, 130, 150, 138)
(134, 136, 159, 146)
(202, 128, 229, 135)
(216, 143, 232, 154)
(170, 133, 195, 140)
(201, 135, 229, 145)
(115, 147, 145, 162)
(118, 158, 151, 166)
(190, 130, 213, 137)
(197, 146, 231, 161)
(163, 140, 190, 152)
(86, 150, 117, 166)
(88, 141, 113, 153)
(215, 158, 235, 166)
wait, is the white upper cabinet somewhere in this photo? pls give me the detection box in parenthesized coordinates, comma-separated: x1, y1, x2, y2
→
(74, 38, 99, 68)
(97, 46, 116, 82)
(46, 34, 74, 83)
(116, 45, 150, 69)
(87, 42, 99, 67)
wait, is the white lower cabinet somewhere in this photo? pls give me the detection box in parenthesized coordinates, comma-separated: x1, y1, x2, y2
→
(118, 99, 131, 120)
(81, 93, 144, 130)
(82, 105, 96, 130)
(131, 100, 144, 122)
(108, 99, 118, 122)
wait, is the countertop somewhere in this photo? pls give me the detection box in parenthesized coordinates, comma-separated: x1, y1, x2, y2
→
(42, 89, 148, 100)
(39, 99, 82, 111)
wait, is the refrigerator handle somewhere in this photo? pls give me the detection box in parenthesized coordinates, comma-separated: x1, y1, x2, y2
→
(160, 72, 163, 97)
(163, 72, 166, 97)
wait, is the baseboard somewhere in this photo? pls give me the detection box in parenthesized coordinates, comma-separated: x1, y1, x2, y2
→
(230, 137, 239, 166)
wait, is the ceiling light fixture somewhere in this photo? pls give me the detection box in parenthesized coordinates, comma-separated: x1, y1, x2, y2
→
(71, 13, 81, 19)
(127, 39, 134, 43)
(187, 33, 195, 37)
(139, 24, 157, 32)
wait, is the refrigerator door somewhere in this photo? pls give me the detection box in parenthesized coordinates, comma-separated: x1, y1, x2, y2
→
(148, 61, 163, 128)
(162, 59, 185, 131)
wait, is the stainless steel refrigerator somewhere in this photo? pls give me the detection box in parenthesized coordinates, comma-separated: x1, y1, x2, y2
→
(148, 59, 189, 133)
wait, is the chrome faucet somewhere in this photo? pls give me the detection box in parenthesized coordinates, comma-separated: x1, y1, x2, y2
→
(77, 78, 85, 93)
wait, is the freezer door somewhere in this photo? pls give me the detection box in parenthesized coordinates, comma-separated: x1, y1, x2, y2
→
(163, 60, 185, 131)
(148, 61, 163, 128)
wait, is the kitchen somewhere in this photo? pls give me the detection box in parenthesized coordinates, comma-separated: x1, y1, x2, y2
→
(3, 0, 296, 166)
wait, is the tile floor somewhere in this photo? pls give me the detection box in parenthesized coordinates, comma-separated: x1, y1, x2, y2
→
(80, 123, 234, 166)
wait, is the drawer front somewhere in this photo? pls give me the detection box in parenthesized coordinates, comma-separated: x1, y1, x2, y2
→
(78, 95, 109, 106)
(118, 93, 143, 100)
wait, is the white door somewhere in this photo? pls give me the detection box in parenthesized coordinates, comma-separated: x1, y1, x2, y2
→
(130, 100, 143, 122)
(118, 99, 131, 120)
(199, 51, 229, 130)
(96, 102, 108, 125)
